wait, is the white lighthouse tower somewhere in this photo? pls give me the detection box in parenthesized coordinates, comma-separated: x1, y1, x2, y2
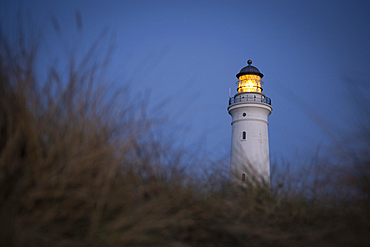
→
(228, 60, 272, 185)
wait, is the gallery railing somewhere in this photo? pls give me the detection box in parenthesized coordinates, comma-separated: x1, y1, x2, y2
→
(229, 94, 271, 105)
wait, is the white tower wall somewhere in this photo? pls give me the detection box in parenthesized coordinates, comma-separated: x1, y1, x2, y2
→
(228, 92, 272, 184)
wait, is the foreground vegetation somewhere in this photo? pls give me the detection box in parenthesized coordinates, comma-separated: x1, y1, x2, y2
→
(0, 23, 369, 247)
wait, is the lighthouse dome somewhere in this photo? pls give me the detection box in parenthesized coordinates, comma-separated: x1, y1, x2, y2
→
(236, 60, 264, 78)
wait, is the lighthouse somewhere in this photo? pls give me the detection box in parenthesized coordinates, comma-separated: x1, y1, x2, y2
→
(228, 60, 272, 185)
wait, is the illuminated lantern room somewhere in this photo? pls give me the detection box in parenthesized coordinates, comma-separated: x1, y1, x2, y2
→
(236, 60, 264, 93)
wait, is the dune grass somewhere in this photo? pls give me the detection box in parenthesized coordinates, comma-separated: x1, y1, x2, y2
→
(0, 22, 369, 247)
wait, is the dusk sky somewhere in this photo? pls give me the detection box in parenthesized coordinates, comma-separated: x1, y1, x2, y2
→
(1, 0, 370, 163)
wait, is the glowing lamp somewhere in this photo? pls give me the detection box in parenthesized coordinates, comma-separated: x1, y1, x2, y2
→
(236, 60, 264, 93)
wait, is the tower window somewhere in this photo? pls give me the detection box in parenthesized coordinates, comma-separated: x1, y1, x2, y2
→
(242, 173, 246, 181)
(242, 131, 246, 140)
(242, 113, 246, 117)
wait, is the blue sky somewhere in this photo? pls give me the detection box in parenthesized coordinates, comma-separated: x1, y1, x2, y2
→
(2, 0, 370, 163)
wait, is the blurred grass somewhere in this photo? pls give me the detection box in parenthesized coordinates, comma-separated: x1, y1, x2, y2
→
(0, 20, 369, 247)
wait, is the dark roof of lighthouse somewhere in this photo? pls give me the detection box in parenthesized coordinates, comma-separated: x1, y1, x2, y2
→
(236, 60, 264, 78)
